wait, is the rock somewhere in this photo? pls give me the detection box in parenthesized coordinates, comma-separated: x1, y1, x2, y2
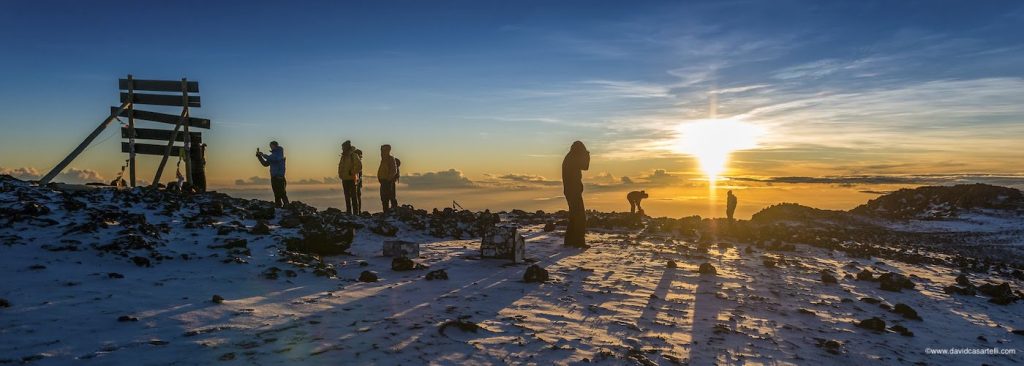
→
(131, 256, 151, 267)
(667, 260, 678, 269)
(262, 267, 281, 280)
(251, 221, 271, 235)
(698, 262, 717, 275)
(199, 202, 224, 216)
(978, 282, 1019, 305)
(543, 222, 556, 232)
(744, 246, 754, 254)
(943, 284, 977, 296)
(279, 217, 302, 229)
(285, 226, 354, 257)
(523, 264, 549, 283)
(117, 315, 138, 322)
(856, 269, 874, 281)
(370, 220, 400, 237)
(856, 317, 886, 332)
(438, 319, 480, 336)
(358, 270, 378, 282)
(798, 308, 815, 315)
(481, 224, 526, 263)
(763, 258, 776, 268)
(955, 274, 973, 287)
(0, 298, 9, 308)
(107, 272, 124, 279)
(252, 206, 275, 220)
(219, 352, 236, 361)
(211, 295, 225, 304)
(890, 324, 914, 337)
(860, 297, 882, 304)
(893, 303, 922, 320)
(820, 271, 838, 284)
(358, 261, 369, 267)
(391, 257, 426, 271)
(209, 238, 248, 250)
(1012, 329, 1024, 336)
(382, 240, 420, 259)
(878, 272, 914, 292)
(426, 269, 449, 280)
(818, 339, 842, 354)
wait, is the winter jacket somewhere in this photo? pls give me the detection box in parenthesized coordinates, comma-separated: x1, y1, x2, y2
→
(258, 146, 286, 177)
(561, 146, 590, 194)
(338, 153, 362, 181)
(378, 155, 398, 182)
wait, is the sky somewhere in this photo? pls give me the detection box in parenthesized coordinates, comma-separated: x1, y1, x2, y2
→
(1, 0, 1023, 218)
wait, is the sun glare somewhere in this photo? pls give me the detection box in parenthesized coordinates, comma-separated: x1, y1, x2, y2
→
(672, 118, 764, 181)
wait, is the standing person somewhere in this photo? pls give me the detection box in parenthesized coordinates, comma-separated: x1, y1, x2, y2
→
(353, 148, 364, 214)
(561, 141, 590, 248)
(189, 136, 207, 193)
(337, 140, 362, 214)
(377, 144, 399, 214)
(256, 141, 289, 208)
(726, 190, 738, 221)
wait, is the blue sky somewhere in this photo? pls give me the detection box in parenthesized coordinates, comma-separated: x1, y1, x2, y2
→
(1, 0, 1023, 215)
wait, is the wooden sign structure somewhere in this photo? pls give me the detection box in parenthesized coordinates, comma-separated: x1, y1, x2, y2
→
(39, 75, 211, 187)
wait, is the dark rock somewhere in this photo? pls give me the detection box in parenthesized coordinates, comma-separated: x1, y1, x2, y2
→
(543, 222, 556, 232)
(262, 267, 281, 280)
(279, 217, 302, 229)
(392, 257, 426, 271)
(251, 221, 271, 235)
(284, 270, 297, 277)
(893, 303, 922, 320)
(978, 282, 1019, 305)
(370, 221, 399, 237)
(523, 264, 549, 283)
(252, 206, 276, 220)
(860, 297, 882, 304)
(818, 339, 842, 354)
(878, 272, 914, 292)
(438, 319, 479, 336)
(358, 271, 378, 282)
(199, 202, 224, 216)
(117, 315, 138, 322)
(426, 269, 449, 280)
(28, 264, 46, 270)
(955, 274, 973, 287)
(943, 285, 977, 296)
(209, 238, 248, 250)
(131, 256, 151, 267)
(0, 298, 9, 308)
(1012, 329, 1024, 336)
(856, 317, 886, 332)
(285, 226, 354, 257)
(107, 272, 124, 279)
(666, 260, 678, 269)
(856, 269, 874, 281)
(211, 295, 225, 304)
(744, 246, 754, 254)
(358, 261, 369, 267)
(798, 308, 815, 315)
(820, 270, 838, 284)
(698, 262, 717, 275)
(763, 257, 776, 268)
(890, 324, 914, 337)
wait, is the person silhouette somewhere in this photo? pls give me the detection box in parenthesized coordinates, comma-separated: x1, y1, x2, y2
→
(338, 140, 362, 214)
(377, 144, 399, 214)
(726, 190, 737, 221)
(256, 141, 288, 208)
(627, 190, 648, 215)
(561, 141, 590, 248)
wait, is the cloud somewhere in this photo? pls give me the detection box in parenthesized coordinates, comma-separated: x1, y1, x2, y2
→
(1, 166, 104, 184)
(235, 176, 271, 186)
(402, 169, 478, 190)
(293, 177, 341, 185)
(494, 174, 561, 186)
(729, 174, 1024, 188)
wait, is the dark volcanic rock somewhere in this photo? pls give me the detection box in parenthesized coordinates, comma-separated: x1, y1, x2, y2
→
(0, 298, 9, 308)
(211, 295, 225, 304)
(856, 317, 886, 332)
(131, 256, 151, 267)
(251, 221, 271, 235)
(523, 264, 549, 283)
(943, 285, 977, 296)
(698, 262, 717, 275)
(107, 272, 124, 279)
(370, 221, 399, 237)
(978, 282, 1019, 305)
(893, 303, 922, 320)
(391, 257, 426, 271)
(543, 222, 556, 232)
(425, 269, 449, 280)
(820, 270, 838, 284)
(262, 267, 281, 280)
(358, 271, 378, 282)
(117, 315, 138, 322)
(856, 269, 875, 281)
(878, 272, 914, 292)
(667, 260, 678, 269)
(890, 324, 914, 337)
(285, 226, 354, 257)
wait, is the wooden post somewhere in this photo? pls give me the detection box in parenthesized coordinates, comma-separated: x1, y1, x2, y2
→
(181, 78, 193, 188)
(39, 102, 132, 185)
(151, 108, 189, 186)
(127, 74, 137, 187)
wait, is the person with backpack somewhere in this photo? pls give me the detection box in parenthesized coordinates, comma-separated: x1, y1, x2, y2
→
(561, 141, 590, 248)
(377, 144, 399, 214)
(337, 140, 362, 214)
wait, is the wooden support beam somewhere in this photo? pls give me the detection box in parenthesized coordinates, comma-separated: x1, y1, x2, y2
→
(119, 78, 199, 93)
(127, 74, 136, 187)
(120, 92, 200, 107)
(120, 127, 200, 141)
(38, 102, 131, 185)
(150, 109, 188, 186)
(109, 107, 210, 129)
(121, 142, 185, 156)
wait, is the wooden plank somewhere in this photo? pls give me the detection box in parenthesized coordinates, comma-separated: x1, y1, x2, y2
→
(121, 127, 200, 142)
(39, 102, 131, 185)
(110, 107, 210, 128)
(119, 79, 199, 93)
(127, 74, 136, 187)
(122, 142, 185, 156)
(120, 92, 200, 107)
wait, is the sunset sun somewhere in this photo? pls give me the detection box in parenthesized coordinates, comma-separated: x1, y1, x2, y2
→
(672, 118, 764, 180)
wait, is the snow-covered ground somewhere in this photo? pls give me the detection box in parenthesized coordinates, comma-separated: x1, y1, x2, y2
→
(2, 182, 1023, 365)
